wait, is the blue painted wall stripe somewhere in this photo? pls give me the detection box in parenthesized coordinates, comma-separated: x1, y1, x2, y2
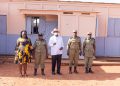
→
(0, 34, 105, 58)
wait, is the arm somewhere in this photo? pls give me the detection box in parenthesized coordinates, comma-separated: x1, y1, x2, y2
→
(15, 38, 20, 51)
(48, 37, 55, 47)
(67, 38, 71, 56)
(32, 40, 37, 59)
(79, 37, 82, 51)
(61, 37, 64, 48)
(93, 38, 96, 56)
(83, 40, 86, 56)
(93, 39, 96, 51)
(79, 37, 82, 56)
(28, 38, 33, 50)
(67, 38, 71, 50)
(59, 37, 64, 50)
(45, 44, 48, 58)
(44, 40, 48, 58)
(14, 39, 20, 64)
(33, 40, 37, 50)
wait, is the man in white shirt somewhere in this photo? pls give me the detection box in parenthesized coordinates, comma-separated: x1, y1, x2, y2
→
(48, 28, 64, 75)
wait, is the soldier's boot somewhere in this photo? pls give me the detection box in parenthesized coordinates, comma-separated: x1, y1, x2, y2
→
(34, 68, 37, 76)
(89, 68, 94, 73)
(85, 67, 89, 73)
(74, 67, 78, 74)
(69, 67, 72, 74)
(41, 69, 45, 76)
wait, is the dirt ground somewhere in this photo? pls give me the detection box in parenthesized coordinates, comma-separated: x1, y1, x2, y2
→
(0, 62, 120, 86)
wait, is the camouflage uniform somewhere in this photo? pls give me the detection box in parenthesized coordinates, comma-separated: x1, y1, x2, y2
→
(83, 38, 95, 73)
(67, 36, 81, 73)
(33, 39, 47, 69)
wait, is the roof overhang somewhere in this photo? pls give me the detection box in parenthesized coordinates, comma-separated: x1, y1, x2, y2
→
(19, 9, 100, 15)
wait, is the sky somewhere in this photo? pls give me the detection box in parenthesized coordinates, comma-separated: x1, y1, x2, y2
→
(60, 0, 120, 3)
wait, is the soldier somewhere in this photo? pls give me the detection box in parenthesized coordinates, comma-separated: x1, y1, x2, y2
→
(67, 30, 81, 74)
(33, 33, 48, 76)
(83, 32, 95, 73)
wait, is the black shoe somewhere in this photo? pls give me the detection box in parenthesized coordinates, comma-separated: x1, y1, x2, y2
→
(41, 69, 45, 76)
(89, 68, 94, 73)
(57, 72, 62, 75)
(85, 67, 89, 73)
(52, 72, 56, 75)
(74, 67, 78, 74)
(34, 68, 37, 76)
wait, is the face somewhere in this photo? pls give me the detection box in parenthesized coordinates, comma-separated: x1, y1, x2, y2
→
(38, 36, 43, 40)
(73, 32, 77, 37)
(22, 31, 27, 38)
(87, 34, 92, 39)
(54, 32, 59, 36)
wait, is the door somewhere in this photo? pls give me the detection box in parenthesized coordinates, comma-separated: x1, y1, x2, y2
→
(0, 15, 7, 54)
(106, 18, 120, 57)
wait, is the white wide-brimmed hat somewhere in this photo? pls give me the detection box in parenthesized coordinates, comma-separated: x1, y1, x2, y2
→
(51, 28, 59, 34)
(87, 32, 92, 35)
(73, 30, 77, 33)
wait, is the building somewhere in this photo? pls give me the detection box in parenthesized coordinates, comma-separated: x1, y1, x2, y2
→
(0, 0, 120, 58)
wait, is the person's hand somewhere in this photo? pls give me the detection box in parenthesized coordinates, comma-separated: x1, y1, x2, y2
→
(30, 46, 33, 50)
(53, 43, 56, 45)
(30, 55, 33, 59)
(59, 47, 63, 50)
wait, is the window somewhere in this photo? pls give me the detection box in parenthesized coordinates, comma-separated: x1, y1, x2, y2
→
(63, 12, 73, 14)
(81, 12, 90, 15)
(31, 17, 39, 34)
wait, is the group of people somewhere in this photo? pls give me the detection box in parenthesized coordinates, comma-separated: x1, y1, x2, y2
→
(14, 28, 95, 77)
(67, 30, 95, 74)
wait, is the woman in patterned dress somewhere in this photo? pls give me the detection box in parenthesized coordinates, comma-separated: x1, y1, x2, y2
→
(15, 30, 33, 77)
